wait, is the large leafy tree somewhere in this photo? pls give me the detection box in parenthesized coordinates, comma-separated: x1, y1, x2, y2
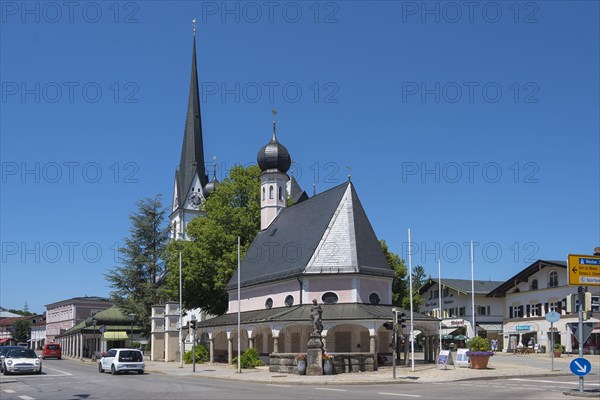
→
(379, 240, 425, 312)
(12, 319, 31, 342)
(164, 165, 261, 316)
(106, 195, 170, 337)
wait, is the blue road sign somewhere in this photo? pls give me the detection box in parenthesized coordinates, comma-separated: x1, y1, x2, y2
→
(570, 358, 592, 377)
(545, 311, 560, 323)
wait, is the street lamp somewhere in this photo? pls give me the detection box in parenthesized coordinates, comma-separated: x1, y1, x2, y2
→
(191, 315, 197, 372)
(128, 314, 136, 348)
(91, 319, 97, 357)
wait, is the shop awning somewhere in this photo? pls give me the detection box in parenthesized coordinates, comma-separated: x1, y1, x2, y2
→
(103, 331, 128, 340)
(441, 327, 461, 336)
(0, 338, 9, 344)
(478, 324, 503, 332)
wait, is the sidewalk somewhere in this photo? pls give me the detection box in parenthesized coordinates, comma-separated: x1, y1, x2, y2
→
(133, 352, 598, 385)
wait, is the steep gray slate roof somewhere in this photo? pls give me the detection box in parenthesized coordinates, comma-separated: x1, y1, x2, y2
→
(226, 182, 393, 290)
(487, 260, 567, 297)
(419, 278, 503, 296)
(196, 304, 437, 328)
(175, 36, 207, 205)
(288, 175, 308, 204)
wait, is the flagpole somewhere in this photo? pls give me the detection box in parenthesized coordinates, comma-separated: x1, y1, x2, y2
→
(237, 236, 241, 374)
(408, 228, 415, 372)
(179, 251, 183, 368)
(470, 240, 476, 338)
(438, 258, 442, 352)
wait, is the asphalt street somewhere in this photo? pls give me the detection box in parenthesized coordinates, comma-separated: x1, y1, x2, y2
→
(0, 358, 598, 400)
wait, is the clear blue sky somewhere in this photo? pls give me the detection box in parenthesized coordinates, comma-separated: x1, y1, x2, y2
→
(1, 1, 598, 314)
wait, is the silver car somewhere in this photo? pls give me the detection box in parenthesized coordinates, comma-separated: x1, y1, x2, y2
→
(98, 348, 144, 375)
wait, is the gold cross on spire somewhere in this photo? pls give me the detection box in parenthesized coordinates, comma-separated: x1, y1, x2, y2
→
(193, 18, 197, 35)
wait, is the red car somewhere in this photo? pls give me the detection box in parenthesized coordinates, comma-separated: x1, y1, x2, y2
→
(41, 343, 61, 359)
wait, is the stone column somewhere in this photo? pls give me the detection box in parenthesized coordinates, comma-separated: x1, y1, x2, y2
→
(322, 337, 327, 352)
(227, 337, 233, 365)
(424, 336, 429, 362)
(248, 337, 254, 349)
(273, 336, 279, 353)
(79, 333, 84, 359)
(209, 338, 215, 364)
(369, 335, 376, 354)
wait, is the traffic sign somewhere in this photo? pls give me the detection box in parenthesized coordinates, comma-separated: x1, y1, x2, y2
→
(545, 311, 560, 323)
(570, 358, 592, 376)
(568, 254, 600, 286)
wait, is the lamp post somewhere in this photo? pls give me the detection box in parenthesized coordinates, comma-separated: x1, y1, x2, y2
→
(128, 313, 136, 348)
(191, 315, 197, 372)
(92, 319, 97, 357)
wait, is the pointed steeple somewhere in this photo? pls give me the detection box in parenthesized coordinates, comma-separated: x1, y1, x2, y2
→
(176, 34, 207, 206)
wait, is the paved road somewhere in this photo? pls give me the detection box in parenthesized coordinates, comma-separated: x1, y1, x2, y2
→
(1, 358, 598, 400)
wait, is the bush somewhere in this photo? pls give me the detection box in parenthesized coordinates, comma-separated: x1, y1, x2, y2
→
(467, 336, 490, 352)
(232, 348, 264, 369)
(183, 344, 209, 364)
(553, 343, 565, 353)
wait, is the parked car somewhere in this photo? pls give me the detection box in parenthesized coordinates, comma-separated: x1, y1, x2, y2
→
(0, 346, 23, 373)
(41, 343, 62, 359)
(98, 348, 144, 375)
(2, 348, 42, 375)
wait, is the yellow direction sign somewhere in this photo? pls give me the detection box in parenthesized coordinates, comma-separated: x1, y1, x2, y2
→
(568, 254, 600, 286)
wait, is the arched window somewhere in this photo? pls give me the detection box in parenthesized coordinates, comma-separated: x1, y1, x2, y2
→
(278, 186, 283, 201)
(529, 279, 538, 290)
(269, 185, 274, 199)
(548, 271, 558, 288)
(262, 187, 265, 200)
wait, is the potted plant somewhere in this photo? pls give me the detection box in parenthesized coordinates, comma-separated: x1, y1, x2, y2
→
(322, 352, 334, 375)
(466, 336, 494, 369)
(295, 354, 306, 375)
(553, 344, 565, 358)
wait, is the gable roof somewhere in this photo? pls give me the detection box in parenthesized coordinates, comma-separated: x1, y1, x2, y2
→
(419, 278, 503, 296)
(486, 259, 567, 297)
(226, 182, 393, 290)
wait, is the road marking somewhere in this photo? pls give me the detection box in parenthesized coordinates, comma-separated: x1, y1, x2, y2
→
(18, 396, 35, 400)
(42, 367, 72, 376)
(4, 389, 16, 393)
(379, 393, 421, 398)
(508, 378, 600, 387)
(266, 384, 293, 388)
(315, 388, 347, 392)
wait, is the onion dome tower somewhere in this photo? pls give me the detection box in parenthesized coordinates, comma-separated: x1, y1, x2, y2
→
(203, 158, 218, 198)
(257, 110, 291, 230)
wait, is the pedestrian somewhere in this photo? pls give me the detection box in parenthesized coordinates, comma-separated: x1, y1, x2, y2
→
(491, 338, 498, 352)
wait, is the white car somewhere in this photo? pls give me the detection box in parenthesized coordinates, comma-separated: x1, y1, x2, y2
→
(2, 348, 42, 375)
(98, 348, 144, 375)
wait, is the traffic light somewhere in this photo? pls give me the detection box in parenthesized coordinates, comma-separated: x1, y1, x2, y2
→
(190, 320, 197, 329)
(397, 312, 406, 325)
(566, 294, 576, 314)
(383, 321, 394, 330)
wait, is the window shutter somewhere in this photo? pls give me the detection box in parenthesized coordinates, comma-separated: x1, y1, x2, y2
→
(509, 306, 513, 318)
(519, 305, 524, 316)
(526, 304, 530, 316)
(544, 303, 549, 313)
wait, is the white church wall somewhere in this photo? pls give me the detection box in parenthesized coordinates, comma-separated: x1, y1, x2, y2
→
(357, 277, 391, 304)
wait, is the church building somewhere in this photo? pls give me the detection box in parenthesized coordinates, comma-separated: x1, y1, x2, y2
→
(152, 31, 439, 372)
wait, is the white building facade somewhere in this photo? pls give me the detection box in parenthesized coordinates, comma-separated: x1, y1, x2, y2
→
(487, 260, 600, 354)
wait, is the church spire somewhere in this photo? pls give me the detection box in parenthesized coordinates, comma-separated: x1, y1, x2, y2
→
(176, 27, 207, 206)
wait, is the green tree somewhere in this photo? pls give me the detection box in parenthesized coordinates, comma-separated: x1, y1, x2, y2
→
(12, 319, 31, 342)
(106, 195, 170, 337)
(164, 165, 261, 316)
(379, 240, 424, 312)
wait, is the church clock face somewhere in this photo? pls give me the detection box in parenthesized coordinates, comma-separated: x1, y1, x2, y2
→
(188, 192, 202, 208)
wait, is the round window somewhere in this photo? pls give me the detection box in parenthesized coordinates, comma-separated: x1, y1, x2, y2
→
(321, 292, 338, 304)
(369, 292, 381, 305)
(284, 295, 294, 307)
(265, 298, 273, 310)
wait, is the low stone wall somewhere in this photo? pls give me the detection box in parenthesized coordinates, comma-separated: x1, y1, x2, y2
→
(269, 352, 377, 374)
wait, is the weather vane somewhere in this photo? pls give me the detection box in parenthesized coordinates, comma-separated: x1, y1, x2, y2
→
(272, 109, 277, 120)
(193, 18, 197, 35)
